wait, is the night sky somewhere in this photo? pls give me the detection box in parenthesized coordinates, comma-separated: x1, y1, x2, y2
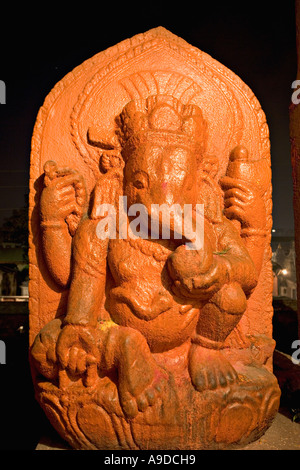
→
(0, 2, 297, 232)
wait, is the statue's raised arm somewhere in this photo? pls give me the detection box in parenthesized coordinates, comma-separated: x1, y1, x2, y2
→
(220, 144, 270, 277)
(39, 160, 87, 287)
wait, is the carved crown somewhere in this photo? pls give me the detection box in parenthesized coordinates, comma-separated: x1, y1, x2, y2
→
(116, 94, 207, 160)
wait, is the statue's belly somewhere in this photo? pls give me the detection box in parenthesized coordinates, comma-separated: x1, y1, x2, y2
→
(107, 239, 199, 352)
(107, 288, 199, 353)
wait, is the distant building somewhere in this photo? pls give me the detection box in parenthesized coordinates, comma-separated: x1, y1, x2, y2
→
(0, 242, 28, 297)
(271, 231, 297, 300)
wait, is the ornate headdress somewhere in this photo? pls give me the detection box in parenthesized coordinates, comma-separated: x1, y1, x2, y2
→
(116, 94, 207, 162)
(87, 71, 207, 172)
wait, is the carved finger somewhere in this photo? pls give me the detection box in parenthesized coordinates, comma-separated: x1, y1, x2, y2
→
(76, 349, 88, 374)
(206, 368, 218, 390)
(56, 328, 77, 368)
(179, 304, 194, 314)
(224, 367, 237, 385)
(56, 173, 83, 189)
(220, 176, 252, 194)
(75, 196, 86, 207)
(171, 282, 190, 299)
(196, 284, 219, 299)
(77, 329, 99, 361)
(119, 391, 139, 419)
(75, 184, 86, 198)
(44, 165, 77, 187)
(192, 370, 207, 392)
(189, 283, 218, 300)
(224, 197, 245, 209)
(73, 177, 85, 192)
(56, 344, 70, 369)
(56, 167, 78, 178)
(84, 362, 98, 388)
(166, 257, 178, 281)
(75, 183, 85, 195)
(46, 344, 57, 364)
(172, 280, 198, 299)
(223, 188, 250, 202)
(223, 206, 245, 222)
(58, 194, 76, 206)
(192, 275, 214, 290)
(145, 387, 157, 406)
(59, 202, 77, 218)
(136, 393, 149, 412)
(182, 277, 194, 292)
(73, 180, 87, 209)
(69, 346, 83, 374)
(57, 186, 75, 197)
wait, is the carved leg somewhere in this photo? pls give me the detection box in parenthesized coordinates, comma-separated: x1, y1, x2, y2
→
(103, 325, 169, 419)
(189, 282, 247, 391)
(31, 318, 169, 419)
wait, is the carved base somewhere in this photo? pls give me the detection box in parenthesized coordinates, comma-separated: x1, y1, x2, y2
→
(33, 356, 280, 450)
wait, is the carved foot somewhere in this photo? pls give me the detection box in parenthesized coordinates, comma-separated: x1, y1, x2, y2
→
(116, 328, 169, 419)
(189, 343, 238, 392)
(118, 364, 168, 419)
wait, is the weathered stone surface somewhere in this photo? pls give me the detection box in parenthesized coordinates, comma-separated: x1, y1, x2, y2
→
(29, 27, 280, 450)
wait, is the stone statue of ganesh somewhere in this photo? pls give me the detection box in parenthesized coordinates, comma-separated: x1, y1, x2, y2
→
(29, 28, 280, 450)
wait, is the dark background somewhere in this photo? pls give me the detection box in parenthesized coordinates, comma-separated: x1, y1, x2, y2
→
(0, 1, 297, 450)
(0, 1, 297, 231)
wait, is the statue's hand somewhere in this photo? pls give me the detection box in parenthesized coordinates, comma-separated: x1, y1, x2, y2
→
(167, 245, 227, 300)
(40, 161, 87, 235)
(220, 176, 266, 230)
(56, 324, 100, 387)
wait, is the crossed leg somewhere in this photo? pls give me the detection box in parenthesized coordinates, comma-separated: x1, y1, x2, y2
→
(30, 318, 168, 419)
